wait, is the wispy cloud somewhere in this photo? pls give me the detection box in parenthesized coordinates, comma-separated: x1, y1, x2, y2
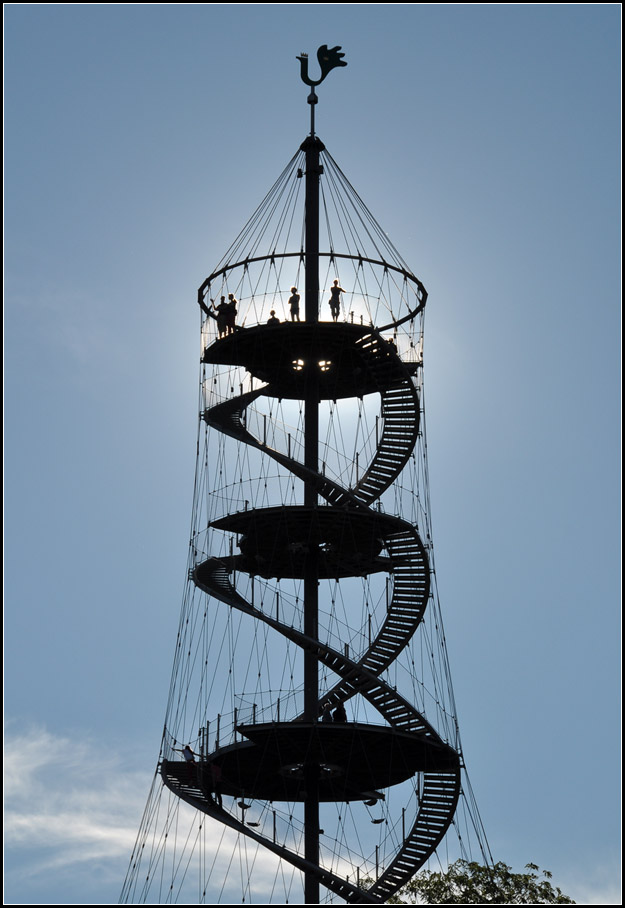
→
(559, 866, 622, 906)
(4, 724, 154, 900)
(4, 723, 300, 903)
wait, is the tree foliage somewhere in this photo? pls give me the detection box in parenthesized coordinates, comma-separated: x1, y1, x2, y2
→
(384, 860, 576, 904)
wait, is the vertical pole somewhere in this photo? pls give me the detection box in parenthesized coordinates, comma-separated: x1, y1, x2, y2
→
(301, 106, 325, 905)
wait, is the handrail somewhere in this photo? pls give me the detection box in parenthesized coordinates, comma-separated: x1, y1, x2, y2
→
(197, 251, 427, 326)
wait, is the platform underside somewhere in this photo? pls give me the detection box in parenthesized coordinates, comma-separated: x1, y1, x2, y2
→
(203, 323, 404, 399)
(207, 505, 410, 579)
(164, 722, 459, 803)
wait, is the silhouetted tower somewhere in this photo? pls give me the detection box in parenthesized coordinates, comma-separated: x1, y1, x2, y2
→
(122, 47, 490, 905)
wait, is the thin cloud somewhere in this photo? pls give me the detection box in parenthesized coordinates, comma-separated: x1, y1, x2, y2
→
(559, 867, 622, 906)
(5, 725, 152, 871)
(4, 724, 302, 902)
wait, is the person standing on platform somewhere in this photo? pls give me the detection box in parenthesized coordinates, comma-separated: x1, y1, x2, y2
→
(288, 287, 301, 322)
(210, 763, 223, 808)
(210, 297, 229, 338)
(328, 280, 345, 322)
(226, 294, 238, 334)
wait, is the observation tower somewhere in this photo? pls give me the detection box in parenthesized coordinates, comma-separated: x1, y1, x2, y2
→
(122, 47, 490, 904)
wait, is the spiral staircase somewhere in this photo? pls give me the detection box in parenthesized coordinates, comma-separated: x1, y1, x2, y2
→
(161, 309, 461, 901)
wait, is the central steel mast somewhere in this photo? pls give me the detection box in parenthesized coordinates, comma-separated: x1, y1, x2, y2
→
(297, 50, 347, 899)
(302, 86, 323, 906)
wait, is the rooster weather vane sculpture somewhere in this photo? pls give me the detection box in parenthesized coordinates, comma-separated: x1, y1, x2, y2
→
(297, 44, 347, 87)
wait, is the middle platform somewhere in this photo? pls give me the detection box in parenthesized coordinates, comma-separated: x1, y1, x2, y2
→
(204, 505, 413, 579)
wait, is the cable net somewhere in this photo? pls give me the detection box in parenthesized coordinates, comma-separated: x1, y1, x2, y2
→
(121, 136, 490, 905)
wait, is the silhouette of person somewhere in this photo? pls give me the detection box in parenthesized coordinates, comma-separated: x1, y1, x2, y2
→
(328, 280, 345, 322)
(386, 337, 397, 355)
(210, 763, 223, 808)
(333, 703, 347, 723)
(321, 703, 333, 723)
(210, 297, 229, 338)
(182, 745, 196, 763)
(226, 294, 238, 334)
(288, 287, 301, 322)
(267, 310, 280, 325)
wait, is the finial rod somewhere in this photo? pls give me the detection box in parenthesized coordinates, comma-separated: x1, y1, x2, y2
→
(308, 88, 318, 137)
(296, 45, 347, 136)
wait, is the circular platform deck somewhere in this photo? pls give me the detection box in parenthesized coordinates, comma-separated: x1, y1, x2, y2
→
(166, 722, 459, 804)
(207, 505, 410, 579)
(203, 323, 403, 400)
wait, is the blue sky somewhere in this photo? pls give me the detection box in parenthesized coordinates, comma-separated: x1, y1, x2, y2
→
(4, 3, 621, 904)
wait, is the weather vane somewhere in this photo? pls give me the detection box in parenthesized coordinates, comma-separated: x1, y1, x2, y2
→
(297, 45, 347, 135)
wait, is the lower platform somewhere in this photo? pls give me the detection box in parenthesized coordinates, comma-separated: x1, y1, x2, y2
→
(165, 721, 459, 803)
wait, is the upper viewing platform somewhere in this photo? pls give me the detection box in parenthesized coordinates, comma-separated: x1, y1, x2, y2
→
(202, 320, 420, 400)
(198, 139, 427, 365)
